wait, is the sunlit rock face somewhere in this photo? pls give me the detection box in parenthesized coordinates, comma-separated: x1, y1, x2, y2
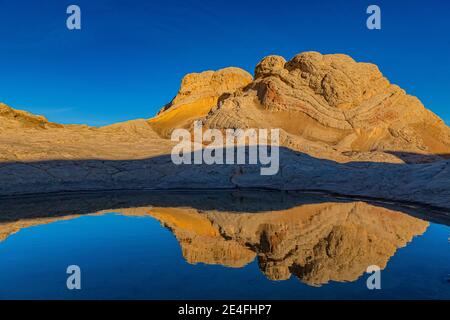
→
(146, 201, 428, 286)
(203, 52, 450, 163)
(1, 52, 450, 206)
(0, 103, 63, 130)
(149, 67, 253, 138)
(2, 51, 448, 165)
(0, 102, 173, 162)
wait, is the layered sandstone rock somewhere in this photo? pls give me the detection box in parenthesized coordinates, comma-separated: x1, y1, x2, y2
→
(2, 52, 449, 164)
(0, 103, 62, 130)
(0, 103, 173, 162)
(1, 52, 450, 207)
(203, 52, 450, 162)
(149, 67, 253, 138)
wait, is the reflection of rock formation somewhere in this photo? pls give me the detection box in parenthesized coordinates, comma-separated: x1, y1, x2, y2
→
(0, 216, 76, 242)
(0, 198, 428, 286)
(147, 202, 428, 286)
(149, 208, 256, 267)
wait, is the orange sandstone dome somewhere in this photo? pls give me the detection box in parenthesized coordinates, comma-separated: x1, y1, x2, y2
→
(150, 52, 450, 162)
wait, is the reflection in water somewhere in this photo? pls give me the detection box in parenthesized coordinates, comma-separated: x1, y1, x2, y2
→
(146, 203, 429, 286)
(0, 191, 433, 287)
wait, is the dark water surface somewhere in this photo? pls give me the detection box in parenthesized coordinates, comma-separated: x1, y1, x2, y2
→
(0, 191, 448, 300)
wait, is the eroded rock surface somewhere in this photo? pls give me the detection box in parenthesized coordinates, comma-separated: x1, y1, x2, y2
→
(204, 52, 450, 162)
(0, 103, 173, 162)
(1, 52, 450, 209)
(149, 67, 253, 138)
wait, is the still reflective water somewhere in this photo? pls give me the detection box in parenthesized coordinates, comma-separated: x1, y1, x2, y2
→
(0, 191, 448, 299)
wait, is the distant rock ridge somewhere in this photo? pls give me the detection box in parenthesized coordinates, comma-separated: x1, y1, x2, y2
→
(0, 103, 173, 162)
(0, 103, 62, 130)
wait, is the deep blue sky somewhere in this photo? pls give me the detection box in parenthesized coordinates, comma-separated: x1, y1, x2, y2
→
(0, 0, 449, 126)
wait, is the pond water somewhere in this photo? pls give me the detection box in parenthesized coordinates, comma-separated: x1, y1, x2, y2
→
(0, 191, 448, 300)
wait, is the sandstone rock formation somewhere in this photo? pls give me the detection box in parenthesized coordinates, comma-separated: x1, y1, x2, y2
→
(1, 52, 450, 210)
(0, 103, 173, 162)
(2, 52, 450, 164)
(0, 103, 62, 130)
(202, 52, 450, 162)
(149, 67, 252, 138)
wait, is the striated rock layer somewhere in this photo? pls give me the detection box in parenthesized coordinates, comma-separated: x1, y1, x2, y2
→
(2, 52, 450, 164)
(149, 67, 253, 138)
(202, 52, 450, 162)
(1, 52, 450, 209)
(0, 103, 174, 162)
